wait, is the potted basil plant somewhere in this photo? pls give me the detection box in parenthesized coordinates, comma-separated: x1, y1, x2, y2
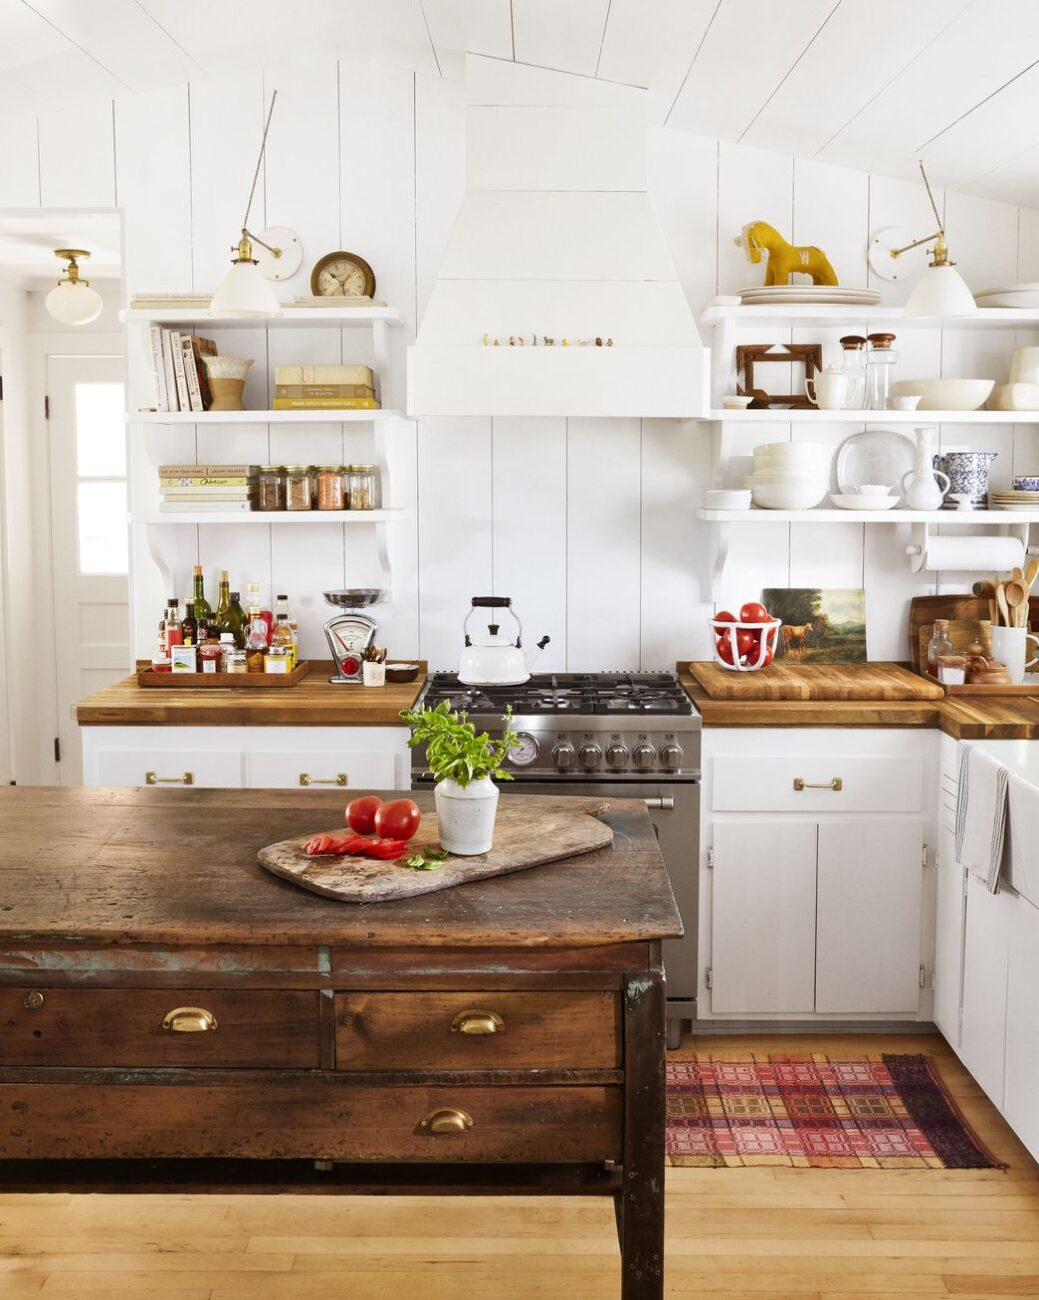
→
(400, 701, 517, 855)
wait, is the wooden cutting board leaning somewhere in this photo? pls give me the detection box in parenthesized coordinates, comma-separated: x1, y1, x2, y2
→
(908, 594, 1039, 672)
(258, 799, 614, 902)
(689, 661, 944, 701)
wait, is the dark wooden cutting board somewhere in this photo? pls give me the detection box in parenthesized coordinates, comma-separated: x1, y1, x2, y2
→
(908, 594, 1039, 672)
(689, 660, 943, 701)
(258, 799, 614, 902)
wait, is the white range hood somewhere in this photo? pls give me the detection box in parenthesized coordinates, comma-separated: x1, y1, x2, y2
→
(407, 57, 705, 419)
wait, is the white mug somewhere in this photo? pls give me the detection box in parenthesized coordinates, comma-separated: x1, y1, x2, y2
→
(990, 625, 1039, 684)
(805, 368, 850, 410)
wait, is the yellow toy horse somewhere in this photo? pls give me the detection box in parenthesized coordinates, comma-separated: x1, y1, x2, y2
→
(737, 221, 838, 286)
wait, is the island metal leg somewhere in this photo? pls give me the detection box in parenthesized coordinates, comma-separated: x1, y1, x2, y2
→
(620, 968, 666, 1300)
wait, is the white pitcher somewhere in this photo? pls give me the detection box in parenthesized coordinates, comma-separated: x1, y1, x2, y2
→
(805, 367, 851, 410)
(901, 426, 950, 511)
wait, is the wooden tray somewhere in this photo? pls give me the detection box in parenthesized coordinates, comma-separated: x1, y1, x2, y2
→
(137, 660, 311, 688)
(258, 800, 614, 902)
(688, 660, 943, 701)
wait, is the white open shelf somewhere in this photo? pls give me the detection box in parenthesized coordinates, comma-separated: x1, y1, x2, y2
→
(699, 303, 1039, 331)
(130, 408, 404, 425)
(698, 508, 1039, 524)
(137, 509, 405, 526)
(123, 306, 404, 328)
(700, 408, 1038, 424)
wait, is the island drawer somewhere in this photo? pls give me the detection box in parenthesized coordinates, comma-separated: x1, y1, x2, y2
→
(0, 989, 322, 1069)
(335, 991, 621, 1070)
(0, 1081, 622, 1163)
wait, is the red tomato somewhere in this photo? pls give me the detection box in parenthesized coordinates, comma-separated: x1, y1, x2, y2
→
(714, 610, 736, 623)
(374, 798, 422, 842)
(716, 635, 738, 665)
(735, 628, 757, 656)
(345, 795, 382, 834)
(739, 601, 770, 624)
(757, 647, 775, 669)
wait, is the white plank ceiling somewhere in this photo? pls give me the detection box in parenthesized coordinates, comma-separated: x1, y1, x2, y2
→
(1, 0, 1039, 206)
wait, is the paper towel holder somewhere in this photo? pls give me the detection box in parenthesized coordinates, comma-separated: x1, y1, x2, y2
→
(905, 520, 1035, 573)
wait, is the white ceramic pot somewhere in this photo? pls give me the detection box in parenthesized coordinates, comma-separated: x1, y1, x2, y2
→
(805, 368, 851, 410)
(435, 777, 499, 855)
(990, 626, 1039, 685)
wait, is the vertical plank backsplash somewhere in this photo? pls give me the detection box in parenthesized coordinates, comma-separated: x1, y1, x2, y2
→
(15, 54, 1039, 668)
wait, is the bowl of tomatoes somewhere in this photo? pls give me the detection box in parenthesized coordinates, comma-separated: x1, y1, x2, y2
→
(709, 601, 781, 672)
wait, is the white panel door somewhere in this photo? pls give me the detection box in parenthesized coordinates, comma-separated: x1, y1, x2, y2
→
(1005, 897, 1039, 1163)
(816, 821, 924, 1015)
(959, 874, 1014, 1110)
(934, 799, 967, 1044)
(711, 822, 817, 1015)
(47, 355, 130, 785)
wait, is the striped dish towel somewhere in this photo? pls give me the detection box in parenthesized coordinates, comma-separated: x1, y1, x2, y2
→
(955, 741, 1010, 893)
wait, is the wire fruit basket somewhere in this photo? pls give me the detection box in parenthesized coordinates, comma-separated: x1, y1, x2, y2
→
(709, 617, 782, 672)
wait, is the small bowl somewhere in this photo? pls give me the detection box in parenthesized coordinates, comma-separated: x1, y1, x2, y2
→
(750, 482, 828, 510)
(829, 493, 899, 511)
(704, 489, 752, 510)
(1014, 476, 1039, 492)
(384, 662, 420, 684)
(722, 395, 754, 410)
(851, 483, 892, 497)
(892, 395, 922, 411)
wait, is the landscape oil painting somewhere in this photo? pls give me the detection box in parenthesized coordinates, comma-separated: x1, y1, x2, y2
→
(762, 588, 867, 663)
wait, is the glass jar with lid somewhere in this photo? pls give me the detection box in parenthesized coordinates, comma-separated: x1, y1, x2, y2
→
(316, 465, 346, 511)
(865, 333, 899, 410)
(285, 465, 315, 511)
(257, 465, 286, 512)
(347, 464, 377, 510)
(837, 336, 867, 410)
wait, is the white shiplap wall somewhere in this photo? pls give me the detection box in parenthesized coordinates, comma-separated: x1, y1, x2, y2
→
(2, 56, 1037, 669)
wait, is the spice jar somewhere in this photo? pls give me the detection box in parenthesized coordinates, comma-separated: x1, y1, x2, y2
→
(265, 646, 293, 674)
(316, 465, 346, 511)
(347, 464, 377, 510)
(285, 465, 314, 511)
(258, 465, 286, 512)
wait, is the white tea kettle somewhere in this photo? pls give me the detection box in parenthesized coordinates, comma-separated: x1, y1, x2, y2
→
(458, 597, 550, 686)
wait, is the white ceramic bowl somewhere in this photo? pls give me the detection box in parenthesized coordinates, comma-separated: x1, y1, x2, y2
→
(829, 493, 899, 511)
(893, 378, 995, 411)
(751, 482, 828, 510)
(703, 489, 752, 510)
(746, 469, 831, 484)
(753, 441, 832, 459)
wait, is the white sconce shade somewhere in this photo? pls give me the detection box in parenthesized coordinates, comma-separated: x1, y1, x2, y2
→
(208, 258, 282, 318)
(903, 262, 977, 318)
(45, 278, 103, 325)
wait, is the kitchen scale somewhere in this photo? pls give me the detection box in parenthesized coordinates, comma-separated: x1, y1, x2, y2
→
(323, 589, 385, 684)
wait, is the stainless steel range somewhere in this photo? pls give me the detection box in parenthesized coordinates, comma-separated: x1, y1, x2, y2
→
(410, 671, 701, 1047)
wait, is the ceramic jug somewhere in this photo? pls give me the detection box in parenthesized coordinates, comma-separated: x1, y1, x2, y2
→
(902, 427, 950, 511)
(804, 367, 850, 410)
(933, 449, 998, 508)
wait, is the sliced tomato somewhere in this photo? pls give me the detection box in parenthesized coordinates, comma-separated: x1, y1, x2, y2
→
(367, 839, 409, 859)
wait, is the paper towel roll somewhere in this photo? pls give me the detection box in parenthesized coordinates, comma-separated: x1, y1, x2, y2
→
(916, 535, 1025, 572)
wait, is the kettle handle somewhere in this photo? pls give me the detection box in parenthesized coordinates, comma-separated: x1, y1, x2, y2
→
(471, 596, 512, 608)
(463, 600, 523, 647)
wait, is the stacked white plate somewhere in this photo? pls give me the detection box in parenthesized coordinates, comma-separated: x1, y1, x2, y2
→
(975, 284, 1039, 309)
(746, 441, 832, 510)
(989, 490, 1039, 511)
(738, 285, 881, 307)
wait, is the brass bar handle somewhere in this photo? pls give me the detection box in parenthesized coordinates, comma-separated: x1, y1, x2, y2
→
(451, 1009, 504, 1036)
(299, 773, 347, 787)
(419, 1106, 474, 1135)
(793, 777, 843, 792)
(162, 1006, 218, 1033)
(146, 771, 194, 786)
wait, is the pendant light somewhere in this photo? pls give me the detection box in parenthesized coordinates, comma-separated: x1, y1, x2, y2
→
(883, 162, 976, 319)
(46, 249, 103, 325)
(209, 90, 302, 319)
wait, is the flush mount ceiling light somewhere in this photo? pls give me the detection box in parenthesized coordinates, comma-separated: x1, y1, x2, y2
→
(46, 249, 103, 325)
(867, 161, 976, 318)
(209, 89, 303, 319)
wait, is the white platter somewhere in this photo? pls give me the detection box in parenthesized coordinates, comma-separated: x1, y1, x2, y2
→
(836, 429, 916, 495)
(830, 493, 900, 511)
(976, 284, 1039, 308)
(738, 285, 881, 306)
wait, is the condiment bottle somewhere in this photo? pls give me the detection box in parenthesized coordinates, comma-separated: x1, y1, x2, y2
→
(218, 589, 247, 648)
(245, 607, 269, 673)
(270, 614, 297, 669)
(182, 601, 197, 646)
(273, 594, 298, 635)
(245, 582, 272, 645)
(198, 638, 223, 673)
(164, 600, 183, 651)
(218, 633, 237, 671)
(926, 618, 953, 678)
(214, 570, 231, 627)
(192, 564, 212, 624)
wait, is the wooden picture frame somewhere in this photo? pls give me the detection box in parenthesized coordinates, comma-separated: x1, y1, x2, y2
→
(736, 343, 823, 410)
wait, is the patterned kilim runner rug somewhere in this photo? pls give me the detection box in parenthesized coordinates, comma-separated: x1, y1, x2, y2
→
(666, 1054, 1003, 1169)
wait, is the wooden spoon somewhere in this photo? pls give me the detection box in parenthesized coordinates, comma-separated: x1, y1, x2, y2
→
(1027, 555, 1039, 591)
(1006, 578, 1029, 627)
(997, 582, 1011, 627)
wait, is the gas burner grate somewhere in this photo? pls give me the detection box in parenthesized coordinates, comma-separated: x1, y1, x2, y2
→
(422, 671, 694, 717)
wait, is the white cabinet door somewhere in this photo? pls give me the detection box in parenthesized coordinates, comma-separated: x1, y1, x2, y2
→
(245, 750, 398, 791)
(94, 748, 243, 789)
(1005, 897, 1039, 1163)
(816, 821, 923, 1014)
(934, 814, 966, 1045)
(711, 822, 817, 1015)
(959, 874, 1014, 1109)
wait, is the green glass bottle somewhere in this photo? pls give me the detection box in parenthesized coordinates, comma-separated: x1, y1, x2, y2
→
(192, 565, 212, 625)
(219, 590, 247, 649)
(215, 569, 230, 626)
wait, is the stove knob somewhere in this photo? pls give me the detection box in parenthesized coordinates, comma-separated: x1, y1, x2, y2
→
(632, 743, 657, 771)
(552, 741, 576, 771)
(579, 743, 603, 772)
(606, 743, 630, 770)
(660, 742, 683, 772)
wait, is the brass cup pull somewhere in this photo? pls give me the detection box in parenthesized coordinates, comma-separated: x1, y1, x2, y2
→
(299, 773, 347, 787)
(419, 1106, 474, 1135)
(793, 777, 843, 792)
(451, 1009, 504, 1036)
(146, 771, 194, 786)
(162, 1006, 218, 1033)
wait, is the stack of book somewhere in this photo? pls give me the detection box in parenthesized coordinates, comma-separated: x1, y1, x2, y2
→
(147, 328, 218, 413)
(273, 364, 379, 410)
(159, 465, 259, 513)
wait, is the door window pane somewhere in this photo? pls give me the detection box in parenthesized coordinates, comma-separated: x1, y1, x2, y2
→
(75, 382, 125, 476)
(77, 481, 128, 574)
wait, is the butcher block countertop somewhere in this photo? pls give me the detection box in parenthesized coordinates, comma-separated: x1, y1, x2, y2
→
(76, 662, 426, 727)
(679, 662, 1039, 740)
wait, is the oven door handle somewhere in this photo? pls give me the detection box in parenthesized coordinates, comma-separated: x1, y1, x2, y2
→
(643, 796, 675, 810)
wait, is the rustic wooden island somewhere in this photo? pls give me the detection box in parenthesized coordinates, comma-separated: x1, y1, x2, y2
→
(0, 786, 681, 1300)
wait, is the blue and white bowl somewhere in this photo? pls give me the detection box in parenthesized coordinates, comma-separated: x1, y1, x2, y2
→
(1013, 475, 1039, 492)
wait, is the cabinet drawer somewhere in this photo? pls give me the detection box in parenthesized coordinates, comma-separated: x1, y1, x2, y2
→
(336, 992, 620, 1070)
(0, 1081, 621, 1163)
(93, 749, 242, 789)
(245, 750, 397, 790)
(712, 755, 923, 813)
(0, 990, 321, 1068)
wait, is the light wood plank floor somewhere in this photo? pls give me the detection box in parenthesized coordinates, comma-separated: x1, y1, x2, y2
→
(2, 1032, 1036, 1299)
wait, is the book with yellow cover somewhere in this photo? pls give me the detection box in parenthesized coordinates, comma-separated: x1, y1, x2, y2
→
(272, 397, 381, 410)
